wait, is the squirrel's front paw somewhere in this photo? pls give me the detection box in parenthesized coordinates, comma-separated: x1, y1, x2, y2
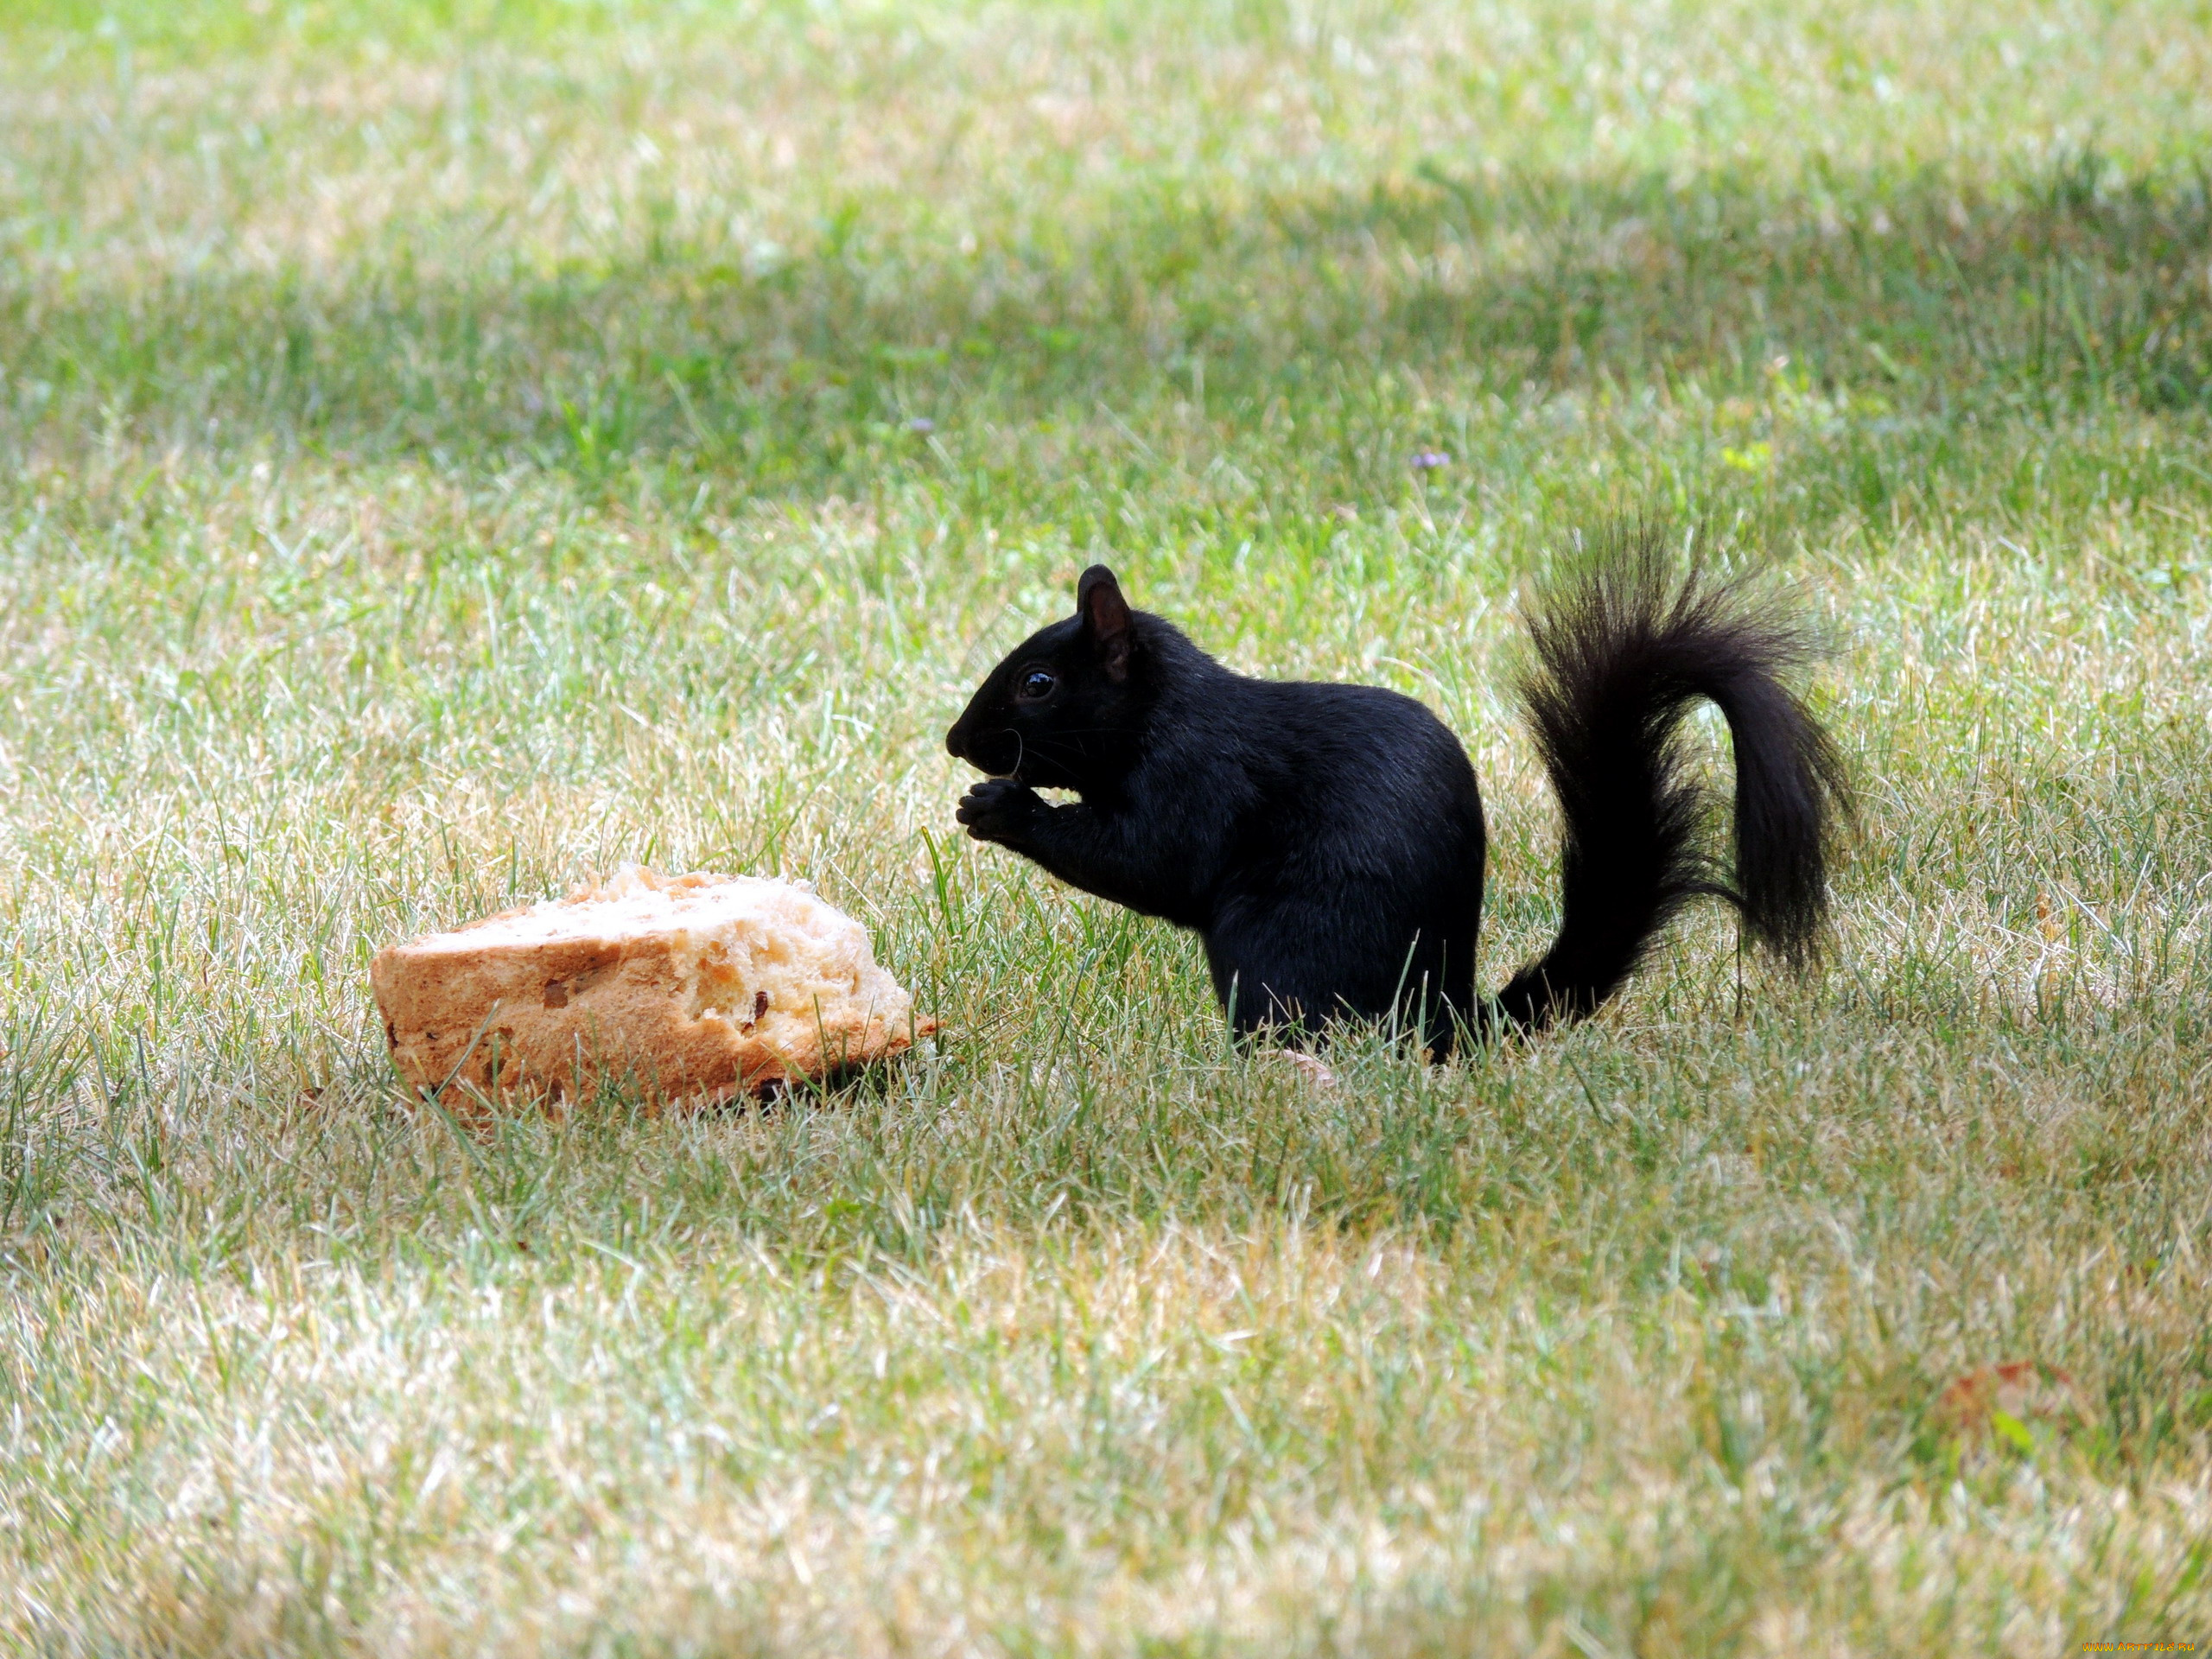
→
(956, 779, 1042, 845)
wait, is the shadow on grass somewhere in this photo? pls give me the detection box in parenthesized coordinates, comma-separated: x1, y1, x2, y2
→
(6, 149, 2209, 488)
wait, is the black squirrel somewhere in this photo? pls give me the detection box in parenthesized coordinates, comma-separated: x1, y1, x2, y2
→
(945, 531, 1847, 1053)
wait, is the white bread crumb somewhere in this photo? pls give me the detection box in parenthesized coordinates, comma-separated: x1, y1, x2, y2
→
(371, 865, 933, 1109)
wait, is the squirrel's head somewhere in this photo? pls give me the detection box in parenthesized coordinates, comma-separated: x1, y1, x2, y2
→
(945, 563, 1149, 791)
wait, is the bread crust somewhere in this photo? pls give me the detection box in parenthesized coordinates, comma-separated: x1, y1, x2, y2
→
(370, 868, 935, 1109)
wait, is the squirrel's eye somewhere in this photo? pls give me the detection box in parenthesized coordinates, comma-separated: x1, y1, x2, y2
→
(1017, 668, 1057, 701)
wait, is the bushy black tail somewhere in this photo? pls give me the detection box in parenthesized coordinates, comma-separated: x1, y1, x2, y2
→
(1490, 530, 1849, 1034)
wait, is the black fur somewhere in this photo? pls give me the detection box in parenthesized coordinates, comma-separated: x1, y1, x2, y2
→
(945, 531, 1847, 1052)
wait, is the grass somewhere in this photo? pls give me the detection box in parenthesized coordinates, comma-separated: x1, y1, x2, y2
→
(3, 0, 2211, 1651)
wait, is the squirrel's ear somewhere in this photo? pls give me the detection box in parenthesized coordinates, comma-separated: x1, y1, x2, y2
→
(1077, 564, 1133, 682)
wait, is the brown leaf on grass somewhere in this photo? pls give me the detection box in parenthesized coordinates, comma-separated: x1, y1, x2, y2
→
(1936, 1360, 2086, 1435)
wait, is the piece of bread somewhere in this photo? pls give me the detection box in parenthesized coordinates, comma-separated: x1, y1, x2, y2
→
(370, 867, 934, 1108)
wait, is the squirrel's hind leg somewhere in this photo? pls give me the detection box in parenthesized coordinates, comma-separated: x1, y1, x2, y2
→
(1201, 909, 1335, 1048)
(1204, 896, 1480, 1066)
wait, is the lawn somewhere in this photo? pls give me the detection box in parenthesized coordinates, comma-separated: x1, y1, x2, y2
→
(3, 0, 2210, 1651)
